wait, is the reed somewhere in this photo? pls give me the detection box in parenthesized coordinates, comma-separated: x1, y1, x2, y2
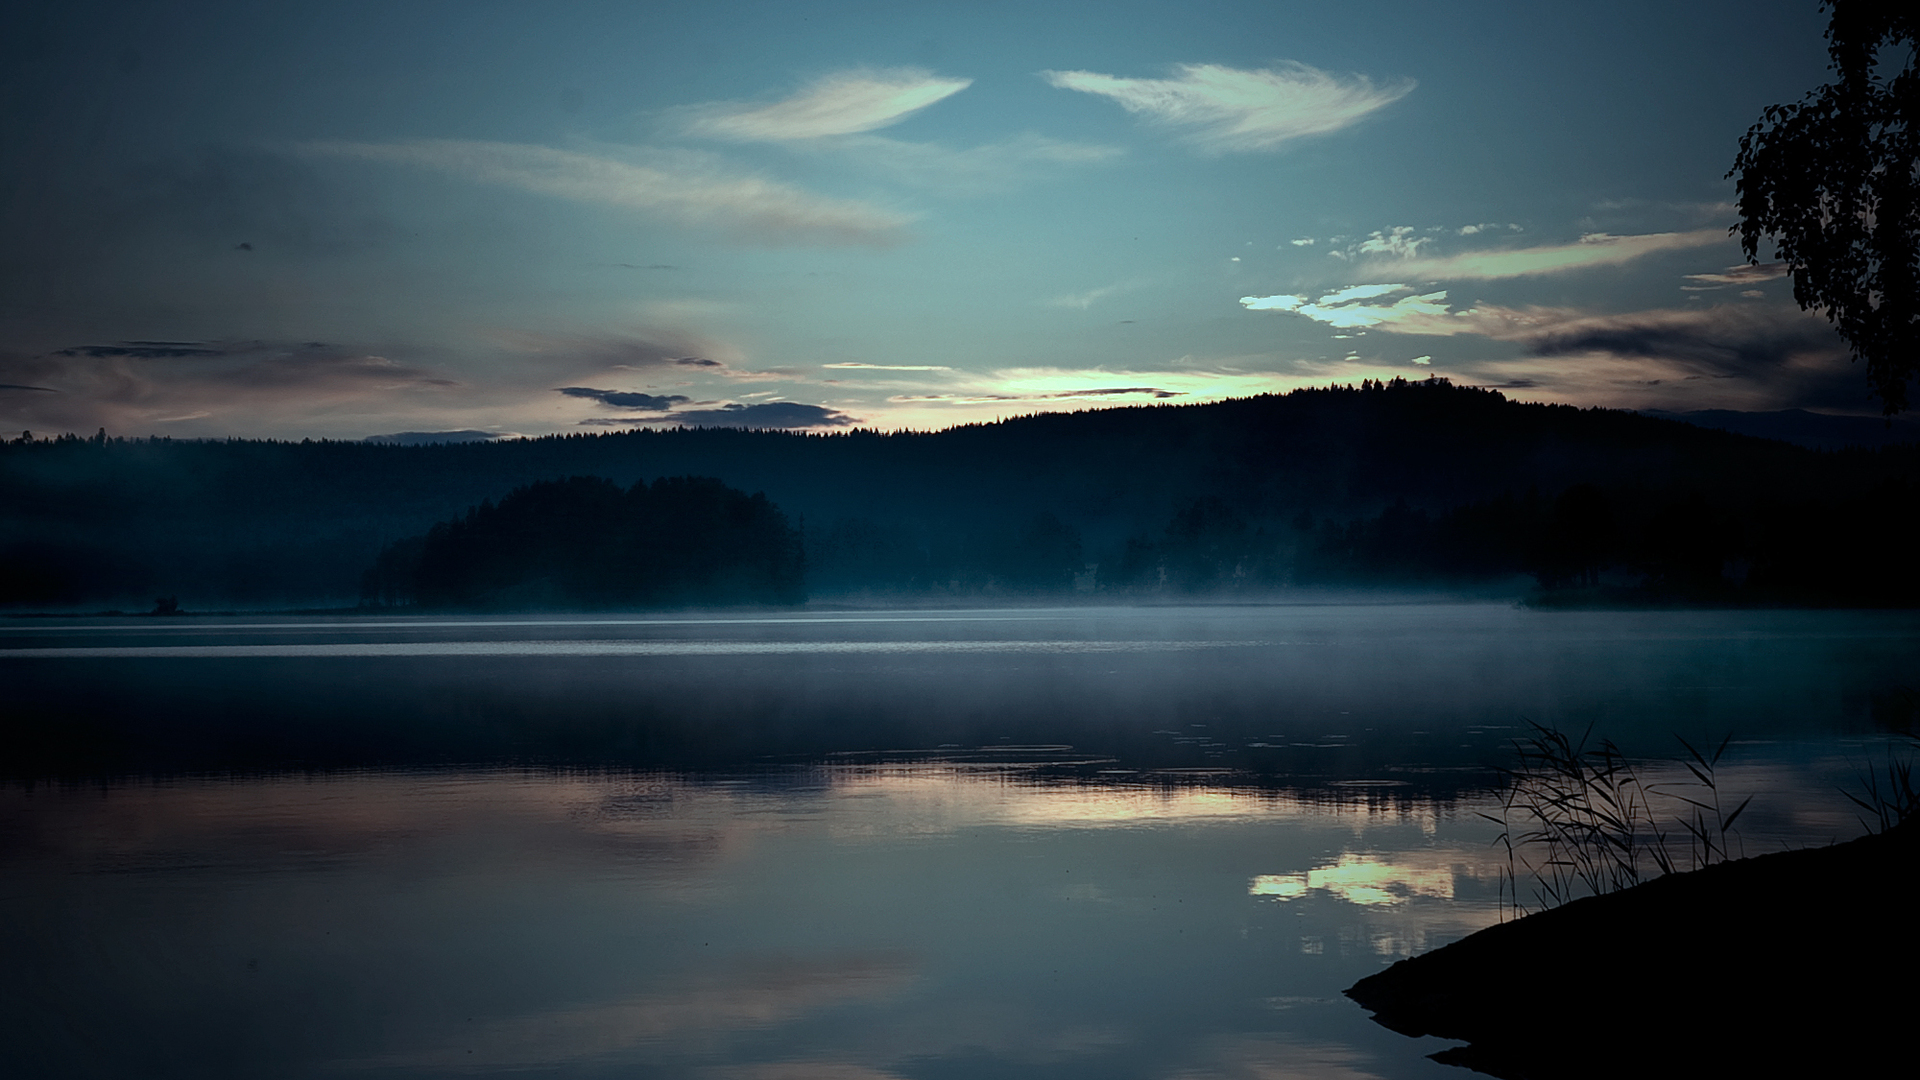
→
(1844, 741, 1919, 835)
(1482, 722, 1750, 918)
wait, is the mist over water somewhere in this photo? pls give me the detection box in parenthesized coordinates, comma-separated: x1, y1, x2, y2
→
(3, 604, 1914, 1078)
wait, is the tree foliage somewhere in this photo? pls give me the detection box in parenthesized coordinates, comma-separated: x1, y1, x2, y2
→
(365, 475, 805, 610)
(1729, 4, 1918, 411)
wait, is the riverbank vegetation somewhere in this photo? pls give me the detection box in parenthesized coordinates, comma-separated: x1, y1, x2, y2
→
(1350, 721, 1918, 1076)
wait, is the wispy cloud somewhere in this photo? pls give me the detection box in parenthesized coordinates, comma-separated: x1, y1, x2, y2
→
(491, 328, 736, 371)
(822, 363, 953, 371)
(302, 140, 910, 246)
(1243, 282, 1862, 409)
(1348, 226, 1432, 259)
(2, 340, 466, 436)
(1375, 229, 1728, 282)
(1046, 280, 1140, 310)
(1040, 62, 1413, 153)
(893, 385, 1185, 404)
(1681, 262, 1788, 290)
(683, 68, 972, 142)
(890, 367, 1291, 409)
(1245, 284, 1838, 365)
(819, 133, 1122, 194)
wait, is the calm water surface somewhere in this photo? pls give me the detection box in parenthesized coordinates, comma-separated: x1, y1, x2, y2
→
(3, 604, 1914, 1078)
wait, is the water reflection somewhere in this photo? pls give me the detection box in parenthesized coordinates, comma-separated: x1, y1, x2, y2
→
(1251, 854, 1457, 907)
(2, 605, 1915, 1078)
(0, 767, 1500, 1079)
(1, 753, 1882, 1080)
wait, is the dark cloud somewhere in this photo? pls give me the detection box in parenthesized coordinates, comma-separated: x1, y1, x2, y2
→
(1524, 308, 1839, 372)
(56, 341, 225, 359)
(1508, 305, 1879, 411)
(1, 341, 456, 435)
(888, 387, 1181, 404)
(557, 387, 692, 411)
(501, 332, 725, 374)
(1, 383, 58, 393)
(2, 143, 404, 343)
(363, 430, 506, 445)
(668, 402, 858, 429)
(1047, 387, 1182, 399)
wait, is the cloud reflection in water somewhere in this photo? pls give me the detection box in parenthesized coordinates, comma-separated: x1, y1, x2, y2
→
(1251, 854, 1457, 907)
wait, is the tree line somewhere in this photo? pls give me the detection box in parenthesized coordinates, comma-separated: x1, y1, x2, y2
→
(3, 378, 1915, 609)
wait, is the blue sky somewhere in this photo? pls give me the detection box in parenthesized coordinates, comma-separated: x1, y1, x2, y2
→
(0, 0, 1861, 438)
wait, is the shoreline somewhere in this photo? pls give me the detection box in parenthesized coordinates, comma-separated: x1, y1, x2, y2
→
(1346, 819, 1918, 1077)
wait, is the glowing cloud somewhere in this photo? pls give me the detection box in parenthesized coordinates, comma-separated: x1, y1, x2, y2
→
(302, 140, 910, 246)
(1040, 62, 1413, 152)
(1352, 226, 1432, 259)
(1241, 286, 1453, 329)
(684, 68, 972, 141)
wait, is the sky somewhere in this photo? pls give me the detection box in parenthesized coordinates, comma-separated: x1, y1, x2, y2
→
(0, 0, 1867, 440)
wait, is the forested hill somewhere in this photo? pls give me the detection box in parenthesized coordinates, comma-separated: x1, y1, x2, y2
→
(3, 378, 1915, 608)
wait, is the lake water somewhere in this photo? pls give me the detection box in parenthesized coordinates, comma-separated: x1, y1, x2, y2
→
(3, 603, 1915, 1079)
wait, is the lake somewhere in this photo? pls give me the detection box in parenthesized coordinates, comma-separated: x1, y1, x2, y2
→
(3, 603, 1915, 1079)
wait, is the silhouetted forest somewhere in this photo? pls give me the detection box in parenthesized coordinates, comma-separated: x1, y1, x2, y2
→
(3, 378, 1916, 609)
(361, 475, 803, 609)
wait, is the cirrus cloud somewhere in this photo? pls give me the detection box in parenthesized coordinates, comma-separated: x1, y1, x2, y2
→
(1381, 229, 1728, 282)
(1, 340, 464, 437)
(301, 140, 911, 246)
(1681, 262, 1789, 291)
(682, 68, 972, 142)
(1041, 62, 1414, 153)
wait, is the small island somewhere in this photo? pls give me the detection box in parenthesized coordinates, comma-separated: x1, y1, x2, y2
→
(360, 474, 806, 610)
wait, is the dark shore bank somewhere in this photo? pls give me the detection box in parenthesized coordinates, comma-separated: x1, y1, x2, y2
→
(1347, 820, 1918, 1077)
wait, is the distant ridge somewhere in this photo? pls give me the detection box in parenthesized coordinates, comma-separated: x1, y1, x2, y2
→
(4, 380, 1916, 608)
(1641, 408, 1919, 451)
(362, 429, 508, 446)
